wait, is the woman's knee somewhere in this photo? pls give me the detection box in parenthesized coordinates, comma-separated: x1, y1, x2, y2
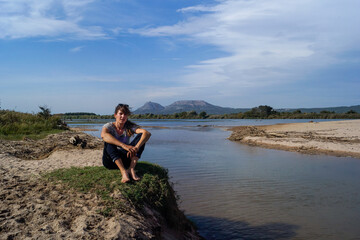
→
(131, 133, 142, 146)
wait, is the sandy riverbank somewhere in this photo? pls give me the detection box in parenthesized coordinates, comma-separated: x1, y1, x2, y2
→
(228, 119, 360, 159)
(0, 131, 200, 240)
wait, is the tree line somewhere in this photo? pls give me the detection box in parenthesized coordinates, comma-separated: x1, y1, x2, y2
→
(213, 106, 360, 119)
(131, 106, 360, 119)
(58, 105, 360, 120)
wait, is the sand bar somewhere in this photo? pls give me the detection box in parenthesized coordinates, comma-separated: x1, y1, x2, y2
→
(228, 119, 360, 158)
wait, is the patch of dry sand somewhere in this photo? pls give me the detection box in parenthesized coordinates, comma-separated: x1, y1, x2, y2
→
(228, 119, 360, 158)
(0, 150, 163, 240)
(0, 132, 200, 239)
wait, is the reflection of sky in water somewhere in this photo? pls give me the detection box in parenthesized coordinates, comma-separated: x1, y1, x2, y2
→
(69, 119, 360, 239)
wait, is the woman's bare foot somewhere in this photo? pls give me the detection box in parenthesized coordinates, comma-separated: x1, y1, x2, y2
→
(129, 157, 140, 181)
(129, 168, 140, 181)
(121, 170, 130, 183)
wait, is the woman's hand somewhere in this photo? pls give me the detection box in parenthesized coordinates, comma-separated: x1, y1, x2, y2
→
(126, 146, 139, 158)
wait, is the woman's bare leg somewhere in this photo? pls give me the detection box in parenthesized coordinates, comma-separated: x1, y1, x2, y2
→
(114, 159, 130, 183)
(129, 157, 140, 181)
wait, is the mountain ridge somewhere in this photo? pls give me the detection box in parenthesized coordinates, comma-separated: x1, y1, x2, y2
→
(133, 100, 360, 115)
(134, 101, 165, 114)
(134, 100, 249, 115)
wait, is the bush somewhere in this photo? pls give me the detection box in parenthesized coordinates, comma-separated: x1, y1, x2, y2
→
(0, 109, 68, 140)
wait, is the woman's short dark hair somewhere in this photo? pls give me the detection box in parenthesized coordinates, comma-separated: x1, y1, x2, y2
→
(115, 104, 131, 115)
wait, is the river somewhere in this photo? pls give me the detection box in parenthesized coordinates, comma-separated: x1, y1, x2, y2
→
(69, 119, 360, 240)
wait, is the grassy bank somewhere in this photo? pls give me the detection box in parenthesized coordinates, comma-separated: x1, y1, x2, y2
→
(0, 110, 68, 140)
(43, 162, 175, 217)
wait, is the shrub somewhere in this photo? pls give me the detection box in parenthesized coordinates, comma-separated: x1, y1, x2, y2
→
(0, 109, 68, 140)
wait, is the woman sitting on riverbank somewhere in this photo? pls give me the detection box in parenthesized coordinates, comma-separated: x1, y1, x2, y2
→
(101, 104, 151, 183)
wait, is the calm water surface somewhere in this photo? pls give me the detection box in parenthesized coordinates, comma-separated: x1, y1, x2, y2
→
(72, 119, 360, 240)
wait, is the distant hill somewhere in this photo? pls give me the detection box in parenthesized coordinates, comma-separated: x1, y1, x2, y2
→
(277, 105, 360, 113)
(134, 100, 250, 115)
(134, 101, 360, 115)
(133, 101, 165, 114)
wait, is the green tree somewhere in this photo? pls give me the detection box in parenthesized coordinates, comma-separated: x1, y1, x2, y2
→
(199, 111, 208, 119)
(178, 112, 187, 118)
(243, 105, 276, 118)
(38, 105, 51, 119)
(187, 110, 198, 118)
(258, 105, 276, 117)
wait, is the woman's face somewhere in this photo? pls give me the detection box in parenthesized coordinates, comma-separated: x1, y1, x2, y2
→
(114, 109, 128, 124)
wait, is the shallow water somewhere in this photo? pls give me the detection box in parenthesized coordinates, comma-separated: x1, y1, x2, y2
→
(74, 119, 360, 240)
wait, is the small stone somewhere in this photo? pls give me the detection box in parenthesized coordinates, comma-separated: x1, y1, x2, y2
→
(69, 135, 81, 146)
(15, 217, 25, 223)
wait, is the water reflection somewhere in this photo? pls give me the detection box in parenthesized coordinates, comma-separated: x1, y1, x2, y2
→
(188, 215, 299, 240)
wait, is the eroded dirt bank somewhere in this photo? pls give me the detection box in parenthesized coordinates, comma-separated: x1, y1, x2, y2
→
(228, 120, 360, 159)
(0, 131, 201, 239)
(0, 130, 103, 160)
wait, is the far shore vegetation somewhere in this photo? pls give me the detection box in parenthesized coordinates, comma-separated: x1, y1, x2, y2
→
(0, 106, 68, 140)
(1, 105, 359, 140)
(57, 105, 360, 121)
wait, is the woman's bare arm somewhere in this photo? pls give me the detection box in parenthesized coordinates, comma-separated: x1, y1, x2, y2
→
(134, 128, 151, 149)
(126, 128, 151, 158)
(101, 127, 132, 151)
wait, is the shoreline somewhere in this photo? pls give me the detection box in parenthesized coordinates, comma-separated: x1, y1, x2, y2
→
(228, 119, 360, 159)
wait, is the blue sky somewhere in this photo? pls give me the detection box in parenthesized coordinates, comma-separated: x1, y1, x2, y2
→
(0, 0, 359, 114)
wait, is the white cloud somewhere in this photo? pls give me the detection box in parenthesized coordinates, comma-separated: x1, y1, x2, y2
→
(0, 0, 106, 40)
(111, 27, 122, 35)
(131, 0, 360, 90)
(69, 46, 84, 52)
(176, 5, 215, 13)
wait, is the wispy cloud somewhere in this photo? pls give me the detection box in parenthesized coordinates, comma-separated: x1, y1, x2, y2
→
(131, 0, 360, 91)
(176, 5, 215, 13)
(69, 46, 84, 52)
(0, 0, 106, 40)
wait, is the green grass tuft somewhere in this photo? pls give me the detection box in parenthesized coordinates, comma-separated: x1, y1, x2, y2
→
(43, 162, 172, 216)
